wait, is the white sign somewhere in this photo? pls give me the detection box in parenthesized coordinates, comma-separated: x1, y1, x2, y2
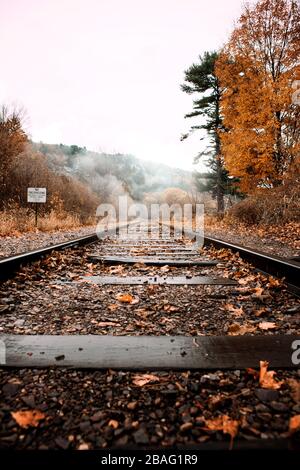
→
(27, 187, 47, 203)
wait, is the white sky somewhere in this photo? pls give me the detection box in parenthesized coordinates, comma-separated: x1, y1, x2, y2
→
(0, 0, 244, 170)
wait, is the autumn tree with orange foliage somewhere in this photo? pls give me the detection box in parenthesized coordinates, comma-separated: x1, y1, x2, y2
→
(216, 0, 300, 192)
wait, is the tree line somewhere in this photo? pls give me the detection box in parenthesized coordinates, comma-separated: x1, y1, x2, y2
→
(182, 0, 300, 213)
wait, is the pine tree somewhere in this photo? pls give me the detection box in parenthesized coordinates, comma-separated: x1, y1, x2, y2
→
(181, 51, 233, 213)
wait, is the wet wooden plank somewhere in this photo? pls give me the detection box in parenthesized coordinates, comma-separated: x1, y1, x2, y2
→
(89, 256, 218, 266)
(79, 275, 237, 285)
(0, 335, 298, 369)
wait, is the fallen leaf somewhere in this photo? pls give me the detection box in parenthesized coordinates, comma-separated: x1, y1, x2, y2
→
(252, 287, 271, 302)
(289, 415, 300, 434)
(203, 415, 239, 449)
(224, 304, 244, 317)
(228, 323, 256, 335)
(11, 410, 45, 428)
(116, 293, 139, 304)
(267, 277, 282, 289)
(254, 308, 267, 317)
(259, 361, 283, 390)
(258, 321, 277, 330)
(97, 321, 121, 327)
(163, 304, 180, 312)
(134, 308, 152, 318)
(132, 373, 160, 387)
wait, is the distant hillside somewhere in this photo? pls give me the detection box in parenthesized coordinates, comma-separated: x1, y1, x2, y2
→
(33, 142, 192, 202)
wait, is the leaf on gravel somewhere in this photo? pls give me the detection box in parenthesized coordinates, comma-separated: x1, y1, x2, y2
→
(259, 361, 283, 390)
(224, 304, 244, 317)
(163, 304, 180, 312)
(132, 373, 160, 387)
(228, 323, 256, 335)
(254, 308, 267, 317)
(97, 321, 121, 327)
(134, 308, 152, 318)
(11, 410, 45, 428)
(252, 287, 271, 302)
(267, 277, 282, 289)
(116, 293, 139, 304)
(287, 379, 300, 403)
(289, 415, 300, 434)
(203, 415, 239, 449)
(258, 321, 277, 330)
(108, 419, 119, 429)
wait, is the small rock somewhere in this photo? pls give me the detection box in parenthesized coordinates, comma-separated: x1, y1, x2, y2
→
(286, 306, 300, 314)
(2, 383, 19, 397)
(127, 401, 138, 410)
(255, 404, 270, 413)
(14, 319, 25, 327)
(255, 388, 279, 402)
(90, 411, 106, 422)
(270, 401, 289, 412)
(55, 437, 69, 449)
(180, 422, 193, 432)
(133, 428, 149, 445)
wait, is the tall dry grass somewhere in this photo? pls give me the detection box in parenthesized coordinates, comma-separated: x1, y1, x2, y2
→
(0, 206, 95, 236)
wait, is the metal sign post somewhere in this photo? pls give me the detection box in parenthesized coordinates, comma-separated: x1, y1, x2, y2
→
(27, 188, 47, 227)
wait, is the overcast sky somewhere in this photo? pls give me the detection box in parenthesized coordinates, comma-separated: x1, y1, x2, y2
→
(0, 0, 244, 170)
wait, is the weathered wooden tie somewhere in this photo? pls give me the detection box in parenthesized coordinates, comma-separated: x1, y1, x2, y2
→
(79, 275, 237, 285)
(0, 335, 298, 369)
(89, 256, 218, 266)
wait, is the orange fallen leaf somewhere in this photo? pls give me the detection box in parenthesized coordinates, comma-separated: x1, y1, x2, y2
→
(258, 321, 277, 330)
(116, 293, 139, 304)
(267, 277, 282, 289)
(132, 373, 160, 387)
(203, 415, 239, 449)
(289, 415, 300, 434)
(259, 361, 283, 390)
(11, 410, 45, 428)
(228, 323, 256, 335)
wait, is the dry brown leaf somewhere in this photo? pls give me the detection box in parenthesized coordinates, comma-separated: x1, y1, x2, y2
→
(259, 361, 283, 390)
(289, 415, 300, 434)
(267, 277, 282, 289)
(254, 308, 267, 317)
(203, 415, 239, 449)
(163, 304, 180, 312)
(228, 323, 256, 335)
(11, 410, 45, 428)
(132, 373, 160, 387)
(224, 304, 244, 317)
(97, 321, 121, 327)
(134, 308, 152, 318)
(258, 321, 277, 330)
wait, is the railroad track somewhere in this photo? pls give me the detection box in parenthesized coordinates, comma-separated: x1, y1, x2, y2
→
(0, 221, 299, 450)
